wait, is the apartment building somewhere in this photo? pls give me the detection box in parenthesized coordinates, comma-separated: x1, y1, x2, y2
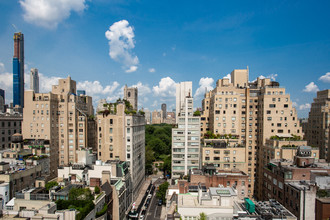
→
(151, 110, 162, 124)
(172, 83, 201, 178)
(255, 136, 319, 199)
(304, 89, 330, 161)
(262, 147, 330, 220)
(201, 68, 302, 197)
(0, 113, 22, 149)
(202, 138, 246, 173)
(176, 81, 192, 123)
(22, 76, 95, 178)
(96, 101, 145, 199)
(151, 110, 176, 124)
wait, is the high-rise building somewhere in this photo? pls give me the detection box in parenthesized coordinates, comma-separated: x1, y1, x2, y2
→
(200, 68, 302, 197)
(172, 82, 201, 178)
(13, 32, 24, 108)
(30, 68, 39, 93)
(151, 110, 162, 124)
(77, 90, 86, 96)
(161, 103, 167, 120)
(124, 85, 138, 110)
(144, 109, 151, 124)
(96, 97, 145, 199)
(0, 89, 4, 113)
(22, 76, 95, 179)
(304, 89, 330, 161)
(176, 82, 192, 123)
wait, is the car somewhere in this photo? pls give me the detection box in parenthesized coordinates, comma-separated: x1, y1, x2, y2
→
(147, 194, 152, 199)
(158, 199, 163, 206)
(139, 210, 146, 219)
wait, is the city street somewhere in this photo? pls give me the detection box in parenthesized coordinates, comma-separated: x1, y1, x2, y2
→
(145, 193, 162, 220)
(141, 177, 165, 220)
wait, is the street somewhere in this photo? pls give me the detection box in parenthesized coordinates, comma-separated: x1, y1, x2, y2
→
(140, 177, 165, 220)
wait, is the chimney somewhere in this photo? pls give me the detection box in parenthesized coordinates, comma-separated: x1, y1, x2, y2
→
(102, 170, 111, 184)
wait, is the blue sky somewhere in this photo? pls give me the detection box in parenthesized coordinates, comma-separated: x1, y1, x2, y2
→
(0, 0, 329, 117)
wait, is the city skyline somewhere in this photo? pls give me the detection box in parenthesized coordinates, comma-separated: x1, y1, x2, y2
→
(0, 1, 330, 117)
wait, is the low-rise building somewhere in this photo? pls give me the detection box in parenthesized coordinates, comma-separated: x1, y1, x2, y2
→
(262, 146, 330, 219)
(177, 185, 239, 219)
(188, 169, 249, 199)
(0, 113, 22, 150)
(233, 199, 297, 219)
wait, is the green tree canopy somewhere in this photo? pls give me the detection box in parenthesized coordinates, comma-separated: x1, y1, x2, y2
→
(45, 181, 58, 191)
(156, 181, 169, 202)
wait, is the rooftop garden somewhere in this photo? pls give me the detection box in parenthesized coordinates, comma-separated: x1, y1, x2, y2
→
(193, 110, 201, 116)
(270, 134, 302, 141)
(204, 131, 239, 139)
(98, 98, 144, 116)
(56, 187, 95, 220)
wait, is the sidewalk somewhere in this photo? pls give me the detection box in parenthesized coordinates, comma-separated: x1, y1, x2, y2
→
(134, 176, 152, 207)
(160, 205, 166, 220)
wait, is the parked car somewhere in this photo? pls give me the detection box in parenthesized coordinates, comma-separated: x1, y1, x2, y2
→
(158, 199, 163, 206)
(147, 194, 152, 199)
(140, 210, 146, 219)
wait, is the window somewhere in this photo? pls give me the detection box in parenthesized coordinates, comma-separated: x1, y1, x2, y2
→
(269, 104, 276, 108)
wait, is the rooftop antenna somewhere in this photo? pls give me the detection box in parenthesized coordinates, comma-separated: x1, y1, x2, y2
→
(12, 24, 20, 32)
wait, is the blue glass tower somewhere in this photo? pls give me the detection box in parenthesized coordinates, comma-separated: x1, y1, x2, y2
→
(13, 32, 24, 108)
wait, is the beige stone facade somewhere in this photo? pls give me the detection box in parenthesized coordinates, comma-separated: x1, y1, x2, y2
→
(202, 139, 246, 172)
(96, 102, 145, 199)
(201, 68, 302, 197)
(304, 89, 330, 161)
(124, 85, 138, 111)
(22, 77, 95, 178)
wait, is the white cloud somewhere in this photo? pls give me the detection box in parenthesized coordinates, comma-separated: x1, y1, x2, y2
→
(194, 77, 214, 97)
(105, 20, 139, 72)
(223, 73, 231, 82)
(299, 103, 311, 110)
(303, 82, 319, 93)
(20, 0, 87, 29)
(152, 77, 176, 97)
(148, 68, 156, 73)
(77, 80, 120, 97)
(151, 100, 158, 108)
(253, 73, 278, 82)
(131, 82, 151, 97)
(39, 73, 62, 93)
(0, 62, 5, 72)
(319, 72, 330, 83)
(125, 66, 138, 73)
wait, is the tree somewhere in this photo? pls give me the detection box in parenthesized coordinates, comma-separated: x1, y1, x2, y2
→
(156, 181, 169, 202)
(193, 110, 201, 116)
(162, 155, 171, 177)
(145, 145, 155, 175)
(45, 181, 58, 191)
(199, 212, 207, 220)
(94, 186, 100, 194)
(69, 188, 93, 201)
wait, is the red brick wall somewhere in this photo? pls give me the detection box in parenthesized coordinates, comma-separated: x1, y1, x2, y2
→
(315, 199, 330, 220)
